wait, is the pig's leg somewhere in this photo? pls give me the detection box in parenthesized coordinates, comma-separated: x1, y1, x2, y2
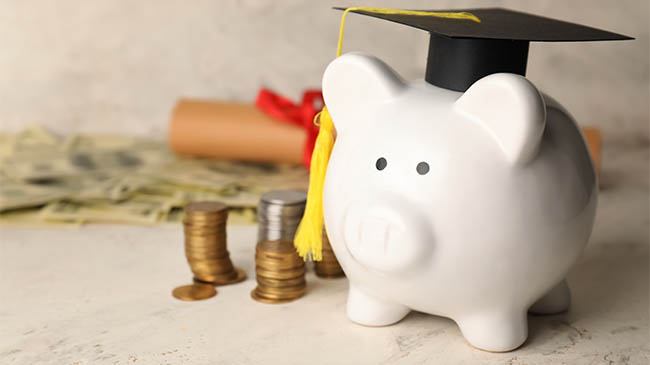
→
(456, 311, 528, 352)
(529, 279, 571, 314)
(347, 284, 410, 326)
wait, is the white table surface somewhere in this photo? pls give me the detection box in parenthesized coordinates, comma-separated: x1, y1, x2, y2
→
(1, 145, 648, 365)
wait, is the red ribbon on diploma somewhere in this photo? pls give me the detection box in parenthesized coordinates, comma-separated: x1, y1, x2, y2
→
(255, 88, 324, 168)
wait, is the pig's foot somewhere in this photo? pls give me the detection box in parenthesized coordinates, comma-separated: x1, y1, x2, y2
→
(529, 279, 571, 314)
(347, 285, 410, 326)
(457, 311, 528, 352)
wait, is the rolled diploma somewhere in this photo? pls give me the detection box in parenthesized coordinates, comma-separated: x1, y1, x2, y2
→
(169, 99, 600, 171)
(169, 99, 305, 164)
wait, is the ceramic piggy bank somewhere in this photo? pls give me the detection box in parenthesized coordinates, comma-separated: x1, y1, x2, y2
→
(321, 52, 598, 352)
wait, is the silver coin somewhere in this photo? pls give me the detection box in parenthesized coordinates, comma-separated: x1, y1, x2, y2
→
(260, 190, 307, 206)
(258, 207, 305, 216)
(258, 214, 304, 221)
(257, 190, 306, 242)
(257, 207, 305, 218)
(258, 218, 301, 225)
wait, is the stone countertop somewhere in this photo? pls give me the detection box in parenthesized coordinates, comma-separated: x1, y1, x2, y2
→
(1, 145, 648, 365)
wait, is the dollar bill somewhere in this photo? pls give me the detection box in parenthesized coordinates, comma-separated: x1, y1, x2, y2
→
(0, 207, 83, 228)
(3, 145, 172, 181)
(0, 128, 308, 226)
(0, 179, 73, 211)
(39, 196, 171, 225)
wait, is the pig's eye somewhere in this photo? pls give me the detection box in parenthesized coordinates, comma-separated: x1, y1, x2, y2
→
(416, 162, 430, 175)
(375, 157, 387, 171)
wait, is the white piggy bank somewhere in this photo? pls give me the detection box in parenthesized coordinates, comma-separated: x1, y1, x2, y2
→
(322, 53, 597, 352)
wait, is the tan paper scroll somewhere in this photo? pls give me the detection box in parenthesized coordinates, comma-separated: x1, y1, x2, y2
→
(169, 99, 305, 164)
(170, 98, 601, 171)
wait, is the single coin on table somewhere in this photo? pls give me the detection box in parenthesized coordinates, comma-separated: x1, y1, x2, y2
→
(172, 283, 217, 301)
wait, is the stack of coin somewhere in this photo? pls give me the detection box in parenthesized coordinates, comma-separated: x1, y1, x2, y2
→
(251, 240, 306, 304)
(314, 229, 345, 278)
(183, 201, 246, 286)
(257, 190, 307, 242)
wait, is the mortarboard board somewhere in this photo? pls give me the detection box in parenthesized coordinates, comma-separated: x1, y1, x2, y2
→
(335, 7, 633, 91)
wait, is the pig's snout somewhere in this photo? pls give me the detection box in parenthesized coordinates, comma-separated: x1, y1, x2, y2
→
(343, 199, 432, 272)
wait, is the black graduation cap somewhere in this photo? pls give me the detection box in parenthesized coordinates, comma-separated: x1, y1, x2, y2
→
(336, 7, 633, 91)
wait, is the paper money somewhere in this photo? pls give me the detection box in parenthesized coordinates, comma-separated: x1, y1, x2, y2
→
(0, 128, 308, 226)
(39, 196, 170, 225)
(3, 146, 172, 181)
(0, 180, 73, 211)
(0, 207, 83, 228)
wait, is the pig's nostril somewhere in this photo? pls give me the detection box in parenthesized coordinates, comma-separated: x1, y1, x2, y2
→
(376, 157, 387, 171)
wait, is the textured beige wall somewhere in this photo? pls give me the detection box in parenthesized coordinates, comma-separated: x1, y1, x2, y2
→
(0, 0, 647, 143)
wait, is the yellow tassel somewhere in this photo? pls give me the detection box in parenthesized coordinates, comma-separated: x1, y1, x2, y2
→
(294, 107, 334, 261)
(294, 7, 480, 261)
(336, 7, 481, 57)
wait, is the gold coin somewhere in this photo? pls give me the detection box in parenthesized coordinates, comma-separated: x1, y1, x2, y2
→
(184, 231, 226, 237)
(194, 267, 247, 286)
(184, 211, 227, 218)
(256, 240, 299, 255)
(186, 251, 228, 259)
(185, 249, 230, 259)
(194, 270, 236, 282)
(183, 217, 226, 224)
(255, 257, 304, 270)
(256, 276, 306, 288)
(185, 240, 226, 245)
(188, 261, 233, 274)
(172, 283, 217, 301)
(184, 211, 226, 218)
(183, 216, 227, 224)
(185, 252, 230, 261)
(183, 224, 226, 231)
(186, 257, 232, 266)
(316, 272, 345, 279)
(254, 286, 305, 300)
(185, 241, 227, 249)
(255, 256, 303, 269)
(255, 250, 303, 263)
(250, 287, 301, 304)
(314, 265, 344, 273)
(185, 245, 228, 254)
(256, 284, 306, 297)
(255, 247, 301, 257)
(184, 201, 228, 214)
(184, 214, 226, 221)
(183, 232, 226, 239)
(188, 258, 234, 269)
(314, 263, 343, 270)
(255, 266, 305, 280)
(314, 268, 344, 275)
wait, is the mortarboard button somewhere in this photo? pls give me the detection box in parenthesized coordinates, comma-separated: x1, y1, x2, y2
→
(336, 7, 633, 92)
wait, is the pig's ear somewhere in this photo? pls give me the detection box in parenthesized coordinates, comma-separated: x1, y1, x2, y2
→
(322, 52, 405, 133)
(455, 73, 546, 165)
